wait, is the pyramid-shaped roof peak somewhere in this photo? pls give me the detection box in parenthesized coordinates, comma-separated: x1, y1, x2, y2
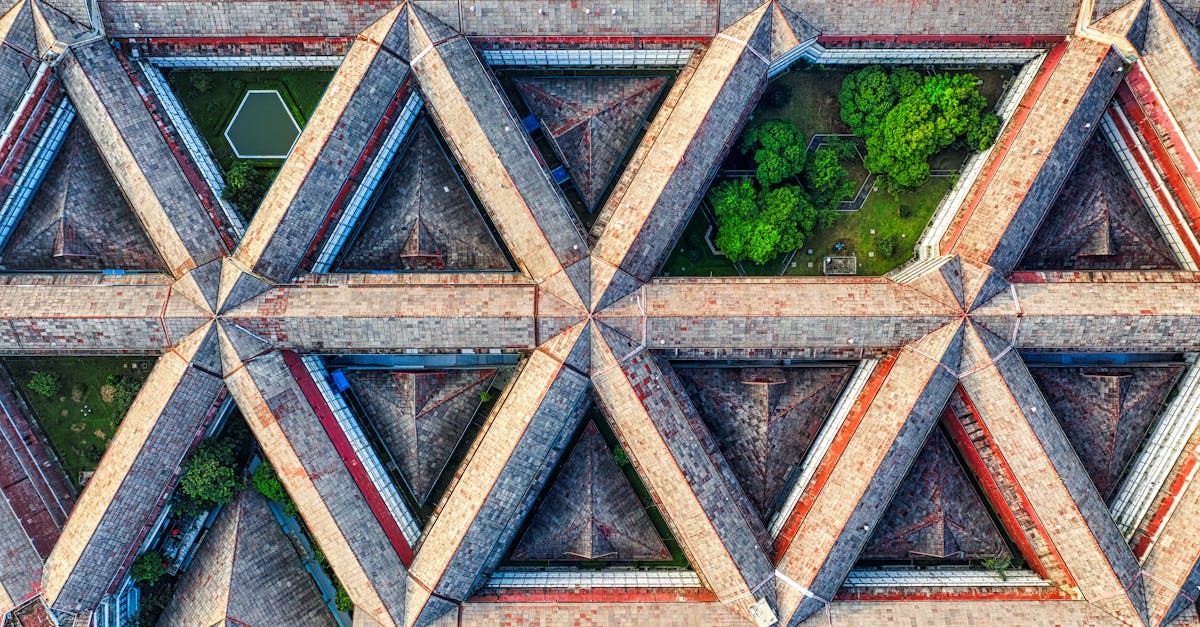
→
(156, 490, 336, 627)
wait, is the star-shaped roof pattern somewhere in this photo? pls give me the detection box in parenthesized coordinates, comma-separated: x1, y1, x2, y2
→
(2, 0, 1200, 626)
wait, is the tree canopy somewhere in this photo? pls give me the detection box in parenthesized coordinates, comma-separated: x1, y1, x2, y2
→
(741, 120, 807, 187)
(841, 66, 1000, 188)
(179, 438, 237, 512)
(711, 179, 816, 265)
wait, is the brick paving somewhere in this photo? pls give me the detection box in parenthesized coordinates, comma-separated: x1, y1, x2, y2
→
(515, 76, 666, 212)
(406, 349, 590, 627)
(157, 490, 335, 627)
(675, 365, 853, 519)
(1018, 135, 1179, 271)
(337, 121, 510, 273)
(773, 323, 962, 625)
(1, 123, 166, 272)
(236, 4, 411, 283)
(590, 5, 770, 302)
(958, 325, 1146, 625)
(860, 428, 1011, 562)
(409, 5, 588, 307)
(512, 420, 670, 562)
(1030, 366, 1183, 501)
(346, 369, 497, 505)
(58, 40, 229, 277)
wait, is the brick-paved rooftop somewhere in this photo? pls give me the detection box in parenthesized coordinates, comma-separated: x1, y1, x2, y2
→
(157, 490, 336, 627)
(337, 121, 510, 273)
(515, 76, 666, 212)
(0, 0, 38, 133)
(1018, 135, 1179, 271)
(15, 1, 1200, 624)
(859, 427, 1012, 562)
(674, 365, 853, 519)
(43, 326, 225, 611)
(512, 420, 670, 562)
(95, 0, 1087, 40)
(1029, 365, 1183, 501)
(0, 368, 73, 561)
(57, 39, 229, 277)
(942, 38, 1125, 274)
(346, 368, 498, 505)
(1, 123, 166, 272)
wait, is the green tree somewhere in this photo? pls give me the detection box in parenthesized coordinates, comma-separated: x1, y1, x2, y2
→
(711, 180, 814, 265)
(838, 65, 922, 138)
(222, 161, 271, 219)
(131, 550, 168, 583)
(26, 371, 60, 398)
(252, 462, 289, 503)
(179, 438, 237, 511)
(804, 144, 854, 212)
(850, 70, 997, 188)
(741, 120, 807, 187)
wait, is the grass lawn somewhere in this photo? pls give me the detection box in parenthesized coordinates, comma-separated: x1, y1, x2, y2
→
(660, 209, 740, 277)
(5, 357, 155, 489)
(166, 70, 334, 218)
(786, 176, 954, 276)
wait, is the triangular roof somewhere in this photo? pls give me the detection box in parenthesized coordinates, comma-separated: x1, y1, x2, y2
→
(675, 365, 853, 520)
(157, 490, 336, 627)
(515, 76, 667, 212)
(0, 122, 167, 272)
(346, 368, 497, 505)
(336, 120, 510, 272)
(1031, 365, 1184, 501)
(859, 427, 1012, 562)
(1017, 135, 1180, 270)
(511, 419, 670, 562)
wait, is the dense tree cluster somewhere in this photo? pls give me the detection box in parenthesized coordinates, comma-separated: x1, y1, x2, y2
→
(709, 121, 847, 265)
(840, 66, 1000, 187)
(176, 438, 238, 515)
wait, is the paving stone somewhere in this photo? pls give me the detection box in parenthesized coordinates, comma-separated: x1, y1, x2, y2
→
(337, 121, 510, 273)
(512, 420, 670, 562)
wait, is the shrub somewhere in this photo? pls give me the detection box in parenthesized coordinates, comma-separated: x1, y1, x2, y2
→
(222, 161, 271, 219)
(131, 550, 168, 583)
(252, 463, 289, 503)
(479, 390, 492, 404)
(179, 438, 237, 511)
(105, 374, 139, 418)
(897, 204, 914, 219)
(334, 580, 354, 612)
(26, 371, 60, 398)
(612, 446, 630, 466)
(876, 233, 896, 258)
